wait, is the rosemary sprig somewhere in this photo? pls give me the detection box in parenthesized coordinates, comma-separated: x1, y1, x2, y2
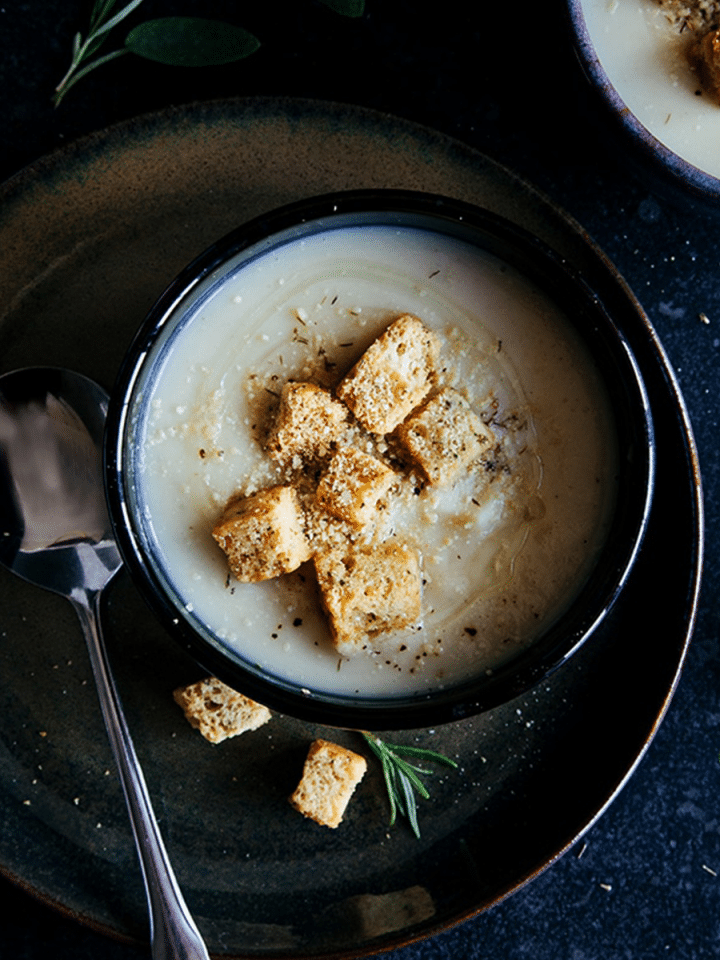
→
(361, 732, 458, 839)
(54, 0, 366, 107)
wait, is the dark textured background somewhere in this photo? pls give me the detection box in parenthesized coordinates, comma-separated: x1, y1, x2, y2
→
(1, 1, 719, 957)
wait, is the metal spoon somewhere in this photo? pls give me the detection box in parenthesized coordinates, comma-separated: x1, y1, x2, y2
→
(0, 367, 210, 960)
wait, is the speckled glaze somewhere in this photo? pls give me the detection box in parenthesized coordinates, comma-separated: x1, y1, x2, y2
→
(566, 0, 720, 209)
(0, 99, 703, 958)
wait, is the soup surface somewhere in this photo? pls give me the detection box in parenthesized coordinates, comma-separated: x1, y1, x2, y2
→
(130, 225, 618, 697)
(583, 0, 720, 179)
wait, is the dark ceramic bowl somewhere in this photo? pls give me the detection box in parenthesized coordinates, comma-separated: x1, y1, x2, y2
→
(567, 0, 720, 209)
(105, 189, 654, 729)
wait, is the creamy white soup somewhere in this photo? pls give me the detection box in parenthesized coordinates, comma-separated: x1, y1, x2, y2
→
(583, 0, 720, 180)
(130, 225, 617, 698)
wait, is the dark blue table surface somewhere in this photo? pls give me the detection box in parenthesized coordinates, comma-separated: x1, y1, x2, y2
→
(1, 2, 719, 957)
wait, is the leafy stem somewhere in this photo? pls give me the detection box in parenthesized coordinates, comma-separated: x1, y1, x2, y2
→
(54, 0, 145, 105)
(54, 0, 365, 107)
(361, 732, 458, 839)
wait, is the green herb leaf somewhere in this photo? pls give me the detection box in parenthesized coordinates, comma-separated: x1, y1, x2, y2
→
(55, 48, 130, 104)
(91, 0, 121, 28)
(125, 17, 260, 66)
(361, 732, 458, 838)
(54, 0, 147, 106)
(317, 0, 365, 17)
(384, 742, 459, 768)
(94, 0, 147, 40)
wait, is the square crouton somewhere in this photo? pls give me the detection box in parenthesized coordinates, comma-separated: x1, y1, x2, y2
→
(315, 446, 396, 527)
(266, 381, 348, 465)
(395, 387, 495, 485)
(313, 542, 422, 655)
(289, 738, 367, 828)
(173, 677, 271, 743)
(336, 315, 440, 435)
(212, 485, 311, 582)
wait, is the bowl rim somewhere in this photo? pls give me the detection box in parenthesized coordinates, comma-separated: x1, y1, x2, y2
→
(104, 188, 656, 729)
(566, 0, 720, 205)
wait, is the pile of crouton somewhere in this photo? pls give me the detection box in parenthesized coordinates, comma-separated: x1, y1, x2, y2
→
(211, 314, 496, 656)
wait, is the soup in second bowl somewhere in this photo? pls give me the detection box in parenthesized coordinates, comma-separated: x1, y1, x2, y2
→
(582, 0, 720, 180)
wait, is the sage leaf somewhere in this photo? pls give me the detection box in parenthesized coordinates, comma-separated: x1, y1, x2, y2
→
(125, 17, 261, 67)
(317, 0, 365, 17)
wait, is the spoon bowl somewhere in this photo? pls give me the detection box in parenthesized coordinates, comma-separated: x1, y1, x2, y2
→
(0, 367, 121, 592)
(0, 367, 209, 960)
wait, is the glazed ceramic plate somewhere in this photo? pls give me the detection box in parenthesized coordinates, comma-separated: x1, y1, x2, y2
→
(0, 98, 702, 958)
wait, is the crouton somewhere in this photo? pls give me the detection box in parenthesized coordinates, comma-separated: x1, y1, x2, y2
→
(313, 542, 422, 655)
(266, 381, 348, 465)
(693, 27, 720, 106)
(315, 446, 396, 528)
(173, 677, 271, 743)
(289, 738, 367, 828)
(395, 387, 495, 485)
(212, 485, 311, 582)
(336, 315, 440, 434)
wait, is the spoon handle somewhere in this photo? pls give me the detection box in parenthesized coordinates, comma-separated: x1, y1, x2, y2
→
(71, 590, 211, 960)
